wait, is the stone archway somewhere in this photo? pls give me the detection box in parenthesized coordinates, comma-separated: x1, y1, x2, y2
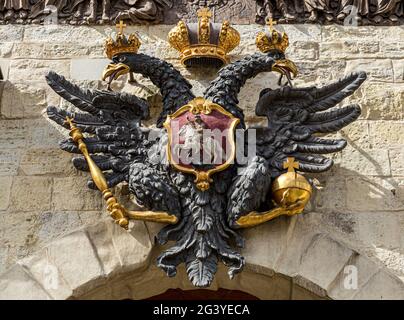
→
(0, 213, 403, 300)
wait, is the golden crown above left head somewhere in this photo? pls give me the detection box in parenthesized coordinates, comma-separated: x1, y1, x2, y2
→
(105, 21, 141, 60)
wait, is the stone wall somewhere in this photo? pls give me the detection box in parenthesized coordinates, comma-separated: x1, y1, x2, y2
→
(0, 24, 403, 298)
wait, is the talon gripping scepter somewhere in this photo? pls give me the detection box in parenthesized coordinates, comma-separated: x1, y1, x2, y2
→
(65, 116, 178, 229)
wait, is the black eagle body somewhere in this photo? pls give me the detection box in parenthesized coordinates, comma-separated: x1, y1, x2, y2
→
(46, 51, 366, 287)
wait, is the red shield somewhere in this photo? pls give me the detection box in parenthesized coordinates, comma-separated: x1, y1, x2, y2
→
(164, 97, 240, 191)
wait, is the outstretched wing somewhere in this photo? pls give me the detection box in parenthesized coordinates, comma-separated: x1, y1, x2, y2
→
(227, 72, 367, 224)
(255, 72, 366, 173)
(46, 71, 150, 189)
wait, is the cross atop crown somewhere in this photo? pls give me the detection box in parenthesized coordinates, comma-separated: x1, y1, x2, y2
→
(198, 7, 212, 20)
(283, 157, 299, 173)
(116, 20, 127, 35)
(105, 20, 141, 59)
(266, 17, 277, 31)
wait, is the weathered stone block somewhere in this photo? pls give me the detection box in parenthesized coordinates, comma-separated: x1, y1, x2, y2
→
(354, 212, 403, 250)
(0, 210, 40, 272)
(320, 41, 380, 60)
(43, 43, 89, 59)
(313, 176, 347, 212)
(1, 82, 47, 118)
(275, 214, 321, 277)
(52, 176, 103, 211)
(370, 121, 404, 148)
(283, 24, 321, 42)
(19, 252, 72, 299)
(23, 25, 105, 45)
(0, 43, 13, 58)
(289, 41, 319, 61)
(291, 284, 325, 300)
(231, 25, 258, 56)
(9, 60, 70, 81)
(379, 42, 404, 59)
(70, 59, 110, 80)
(353, 270, 404, 300)
(86, 220, 152, 277)
(328, 253, 380, 300)
(87, 44, 105, 58)
(25, 118, 64, 149)
(340, 147, 391, 176)
(36, 211, 82, 246)
(20, 148, 72, 175)
(10, 177, 52, 212)
(294, 59, 347, 84)
(143, 25, 178, 60)
(110, 221, 152, 272)
(0, 176, 12, 210)
(358, 83, 403, 120)
(317, 211, 356, 235)
(374, 247, 404, 278)
(322, 25, 403, 42)
(339, 120, 371, 148)
(77, 211, 104, 226)
(389, 147, 404, 176)
(12, 43, 44, 59)
(241, 216, 290, 273)
(0, 264, 51, 300)
(45, 230, 104, 296)
(0, 149, 21, 176)
(0, 120, 26, 149)
(0, 245, 8, 275)
(297, 234, 353, 291)
(0, 59, 10, 80)
(392, 59, 404, 83)
(346, 176, 404, 212)
(85, 221, 120, 277)
(345, 59, 394, 82)
(0, 26, 24, 42)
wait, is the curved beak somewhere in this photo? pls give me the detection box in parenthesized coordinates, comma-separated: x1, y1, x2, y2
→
(102, 62, 130, 82)
(272, 59, 298, 79)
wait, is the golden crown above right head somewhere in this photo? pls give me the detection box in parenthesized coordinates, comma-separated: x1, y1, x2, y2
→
(168, 8, 240, 68)
(105, 21, 141, 60)
(256, 18, 289, 54)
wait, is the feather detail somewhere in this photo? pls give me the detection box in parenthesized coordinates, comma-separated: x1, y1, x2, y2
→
(46, 71, 97, 113)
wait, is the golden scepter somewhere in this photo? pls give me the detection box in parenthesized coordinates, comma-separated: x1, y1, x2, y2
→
(65, 117, 178, 230)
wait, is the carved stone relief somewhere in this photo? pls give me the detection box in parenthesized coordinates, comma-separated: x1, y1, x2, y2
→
(0, 0, 173, 25)
(0, 1, 402, 27)
(255, 0, 403, 25)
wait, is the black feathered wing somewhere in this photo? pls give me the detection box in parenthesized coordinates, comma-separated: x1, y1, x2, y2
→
(46, 71, 184, 217)
(227, 72, 367, 224)
(46, 71, 150, 189)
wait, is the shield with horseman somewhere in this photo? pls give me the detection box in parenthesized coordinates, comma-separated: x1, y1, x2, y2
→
(164, 97, 240, 191)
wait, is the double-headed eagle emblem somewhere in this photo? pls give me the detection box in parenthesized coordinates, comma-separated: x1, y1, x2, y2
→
(46, 10, 366, 287)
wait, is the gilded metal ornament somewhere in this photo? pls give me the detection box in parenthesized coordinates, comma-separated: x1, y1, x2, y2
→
(46, 16, 367, 288)
(164, 97, 240, 191)
(168, 8, 240, 67)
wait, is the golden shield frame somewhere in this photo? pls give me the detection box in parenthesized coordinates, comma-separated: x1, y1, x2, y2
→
(164, 97, 240, 191)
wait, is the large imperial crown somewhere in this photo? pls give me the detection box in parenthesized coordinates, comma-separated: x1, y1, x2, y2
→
(256, 19, 289, 54)
(105, 21, 141, 60)
(168, 8, 240, 67)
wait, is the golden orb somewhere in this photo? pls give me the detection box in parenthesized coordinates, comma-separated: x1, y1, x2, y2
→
(272, 157, 312, 208)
